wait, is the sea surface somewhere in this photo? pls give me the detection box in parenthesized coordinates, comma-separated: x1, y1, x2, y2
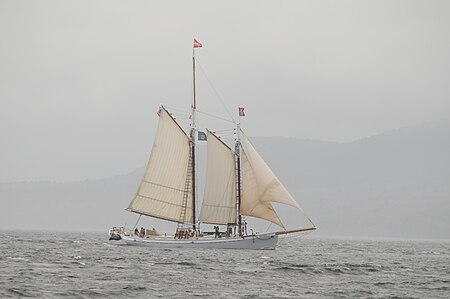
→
(0, 230, 449, 298)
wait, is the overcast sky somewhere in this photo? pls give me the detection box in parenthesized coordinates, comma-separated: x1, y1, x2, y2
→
(1, 0, 449, 182)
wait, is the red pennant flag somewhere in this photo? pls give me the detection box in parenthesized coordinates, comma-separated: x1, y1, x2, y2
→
(239, 107, 245, 117)
(193, 39, 203, 48)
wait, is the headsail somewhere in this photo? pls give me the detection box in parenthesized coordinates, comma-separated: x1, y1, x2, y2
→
(199, 131, 237, 225)
(127, 107, 194, 224)
(240, 133, 302, 228)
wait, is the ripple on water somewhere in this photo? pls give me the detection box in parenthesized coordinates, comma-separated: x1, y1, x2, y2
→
(1, 231, 449, 299)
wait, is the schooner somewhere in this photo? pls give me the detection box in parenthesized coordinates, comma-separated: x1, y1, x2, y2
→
(109, 39, 316, 249)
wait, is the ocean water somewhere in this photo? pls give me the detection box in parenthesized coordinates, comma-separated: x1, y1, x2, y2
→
(0, 230, 449, 298)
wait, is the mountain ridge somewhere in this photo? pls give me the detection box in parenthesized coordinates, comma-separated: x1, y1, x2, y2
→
(1, 122, 448, 239)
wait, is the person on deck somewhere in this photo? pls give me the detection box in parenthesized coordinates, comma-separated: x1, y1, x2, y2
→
(214, 226, 219, 239)
(244, 221, 248, 235)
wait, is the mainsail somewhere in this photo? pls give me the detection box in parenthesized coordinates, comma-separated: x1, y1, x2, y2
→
(127, 107, 194, 224)
(240, 133, 302, 228)
(199, 131, 237, 225)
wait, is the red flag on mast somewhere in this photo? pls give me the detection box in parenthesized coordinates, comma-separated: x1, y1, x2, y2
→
(193, 39, 203, 48)
(239, 107, 245, 116)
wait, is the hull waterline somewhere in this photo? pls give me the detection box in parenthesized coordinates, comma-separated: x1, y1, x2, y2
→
(120, 233, 278, 250)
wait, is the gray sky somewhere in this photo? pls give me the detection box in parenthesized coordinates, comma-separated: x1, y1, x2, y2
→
(1, 0, 449, 182)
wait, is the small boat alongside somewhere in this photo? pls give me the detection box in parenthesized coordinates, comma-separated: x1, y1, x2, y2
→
(108, 227, 123, 240)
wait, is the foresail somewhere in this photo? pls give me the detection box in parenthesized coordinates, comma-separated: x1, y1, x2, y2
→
(127, 107, 193, 224)
(240, 134, 302, 228)
(241, 150, 283, 227)
(199, 131, 237, 225)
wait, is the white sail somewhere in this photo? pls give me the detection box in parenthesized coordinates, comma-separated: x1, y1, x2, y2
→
(127, 107, 193, 224)
(199, 131, 237, 225)
(240, 134, 302, 228)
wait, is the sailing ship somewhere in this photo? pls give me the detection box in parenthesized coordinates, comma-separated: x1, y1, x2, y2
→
(109, 40, 316, 249)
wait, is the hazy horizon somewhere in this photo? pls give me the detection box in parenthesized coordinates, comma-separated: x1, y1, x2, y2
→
(1, 119, 448, 184)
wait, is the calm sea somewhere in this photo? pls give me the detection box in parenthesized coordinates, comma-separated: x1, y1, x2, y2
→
(0, 230, 448, 298)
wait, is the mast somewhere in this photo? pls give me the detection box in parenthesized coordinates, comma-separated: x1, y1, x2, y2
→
(236, 123, 243, 236)
(191, 44, 197, 231)
(190, 38, 202, 231)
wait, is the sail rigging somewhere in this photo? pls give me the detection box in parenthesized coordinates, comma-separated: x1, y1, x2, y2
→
(199, 130, 237, 225)
(127, 106, 194, 224)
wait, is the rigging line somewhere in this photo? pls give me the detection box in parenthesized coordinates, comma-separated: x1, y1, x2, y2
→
(279, 230, 310, 247)
(211, 134, 235, 140)
(174, 117, 190, 122)
(171, 113, 190, 117)
(173, 117, 191, 122)
(217, 130, 236, 135)
(197, 109, 235, 124)
(213, 128, 235, 133)
(177, 120, 191, 126)
(195, 57, 237, 124)
(278, 232, 297, 247)
(170, 113, 190, 118)
(210, 129, 235, 136)
(278, 233, 286, 246)
(132, 214, 142, 230)
(219, 136, 236, 141)
(173, 113, 190, 117)
(307, 216, 317, 228)
(164, 106, 190, 115)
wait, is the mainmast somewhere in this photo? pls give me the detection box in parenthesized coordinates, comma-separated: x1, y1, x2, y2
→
(191, 54, 196, 231)
(191, 39, 202, 231)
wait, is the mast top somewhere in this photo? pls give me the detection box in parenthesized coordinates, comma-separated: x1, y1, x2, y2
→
(192, 38, 202, 112)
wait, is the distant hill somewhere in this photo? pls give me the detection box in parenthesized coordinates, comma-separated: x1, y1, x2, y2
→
(0, 170, 144, 232)
(1, 122, 449, 239)
(254, 121, 450, 239)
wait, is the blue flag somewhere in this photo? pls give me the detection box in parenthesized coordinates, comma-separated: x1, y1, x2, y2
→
(198, 131, 207, 141)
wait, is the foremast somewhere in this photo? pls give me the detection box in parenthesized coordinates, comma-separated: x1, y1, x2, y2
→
(177, 40, 200, 231)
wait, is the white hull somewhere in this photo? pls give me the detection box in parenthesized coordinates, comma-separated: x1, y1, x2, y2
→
(120, 233, 278, 250)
